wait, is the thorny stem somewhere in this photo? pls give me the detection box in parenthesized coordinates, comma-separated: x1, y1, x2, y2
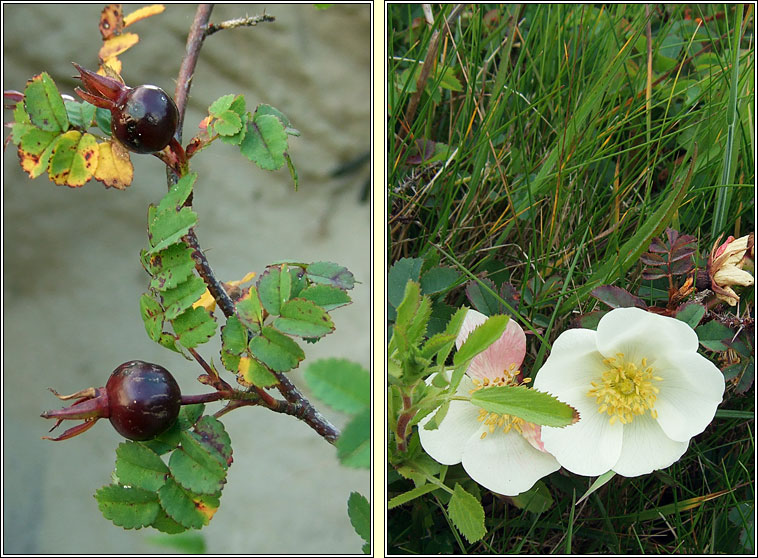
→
(165, 4, 340, 445)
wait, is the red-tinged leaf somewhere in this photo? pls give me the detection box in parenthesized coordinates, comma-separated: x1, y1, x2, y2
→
(641, 270, 668, 281)
(24, 72, 68, 132)
(591, 285, 648, 309)
(48, 130, 99, 187)
(99, 4, 123, 39)
(639, 253, 666, 266)
(94, 139, 133, 189)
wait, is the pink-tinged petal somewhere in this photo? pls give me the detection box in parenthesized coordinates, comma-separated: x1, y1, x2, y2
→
(467, 318, 527, 381)
(417, 375, 482, 465)
(540, 409, 623, 476)
(460, 430, 560, 496)
(612, 415, 689, 476)
(652, 352, 724, 442)
(520, 422, 549, 453)
(596, 307, 698, 364)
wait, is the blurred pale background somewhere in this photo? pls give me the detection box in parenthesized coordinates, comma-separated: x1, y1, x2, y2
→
(2, 3, 370, 554)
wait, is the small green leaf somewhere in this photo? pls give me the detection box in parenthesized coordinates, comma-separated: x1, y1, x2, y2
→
(306, 261, 355, 290)
(696, 320, 735, 352)
(675, 302, 706, 329)
(140, 293, 164, 342)
(447, 484, 486, 543)
(193, 416, 233, 467)
(388, 257, 423, 309)
(453, 314, 510, 367)
(471, 385, 579, 427)
(24, 72, 68, 132)
(94, 484, 161, 529)
(213, 110, 242, 136)
(239, 113, 288, 170)
(420, 266, 460, 294)
(221, 315, 247, 371)
(304, 358, 369, 413)
(95, 107, 112, 135)
(257, 266, 288, 316)
(177, 404, 205, 431)
(298, 284, 352, 311)
(160, 275, 206, 319)
(274, 298, 334, 338)
(156, 173, 196, 214)
(147, 207, 198, 254)
(347, 492, 370, 544)
(169, 433, 227, 495)
(236, 286, 264, 333)
(115, 441, 170, 492)
(145, 243, 196, 291)
(65, 100, 96, 129)
(510, 480, 554, 513)
(336, 407, 370, 468)
(208, 94, 235, 116)
(16, 127, 59, 178)
(149, 510, 189, 535)
(157, 478, 217, 529)
(249, 326, 305, 372)
(172, 307, 217, 348)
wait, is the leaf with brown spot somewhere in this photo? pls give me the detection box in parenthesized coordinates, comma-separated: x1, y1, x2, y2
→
(48, 130, 99, 187)
(99, 4, 123, 40)
(124, 4, 165, 27)
(17, 128, 59, 178)
(99, 33, 139, 61)
(94, 140, 133, 189)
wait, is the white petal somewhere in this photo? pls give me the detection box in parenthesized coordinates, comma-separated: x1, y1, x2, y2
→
(417, 375, 482, 465)
(540, 405, 624, 476)
(532, 328, 606, 398)
(456, 309, 487, 348)
(611, 415, 689, 476)
(653, 352, 725, 442)
(596, 307, 699, 363)
(460, 429, 560, 496)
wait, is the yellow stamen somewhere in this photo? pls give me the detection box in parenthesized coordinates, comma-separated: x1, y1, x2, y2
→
(587, 352, 663, 425)
(470, 370, 529, 439)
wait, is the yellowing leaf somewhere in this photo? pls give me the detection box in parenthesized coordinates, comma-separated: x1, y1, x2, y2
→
(99, 32, 139, 61)
(94, 140, 133, 189)
(17, 128, 59, 178)
(48, 130, 99, 187)
(124, 4, 165, 27)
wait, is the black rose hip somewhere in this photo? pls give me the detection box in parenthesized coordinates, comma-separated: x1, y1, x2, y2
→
(72, 62, 178, 153)
(41, 360, 181, 441)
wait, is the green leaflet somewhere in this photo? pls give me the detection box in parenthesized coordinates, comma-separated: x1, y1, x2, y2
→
(115, 442, 170, 492)
(94, 485, 161, 529)
(470, 385, 579, 427)
(336, 407, 370, 468)
(24, 72, 69, 132)
(249, 326, 305, 372)
(447, 484, 486, 543)
(304, 358, 370, 414)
